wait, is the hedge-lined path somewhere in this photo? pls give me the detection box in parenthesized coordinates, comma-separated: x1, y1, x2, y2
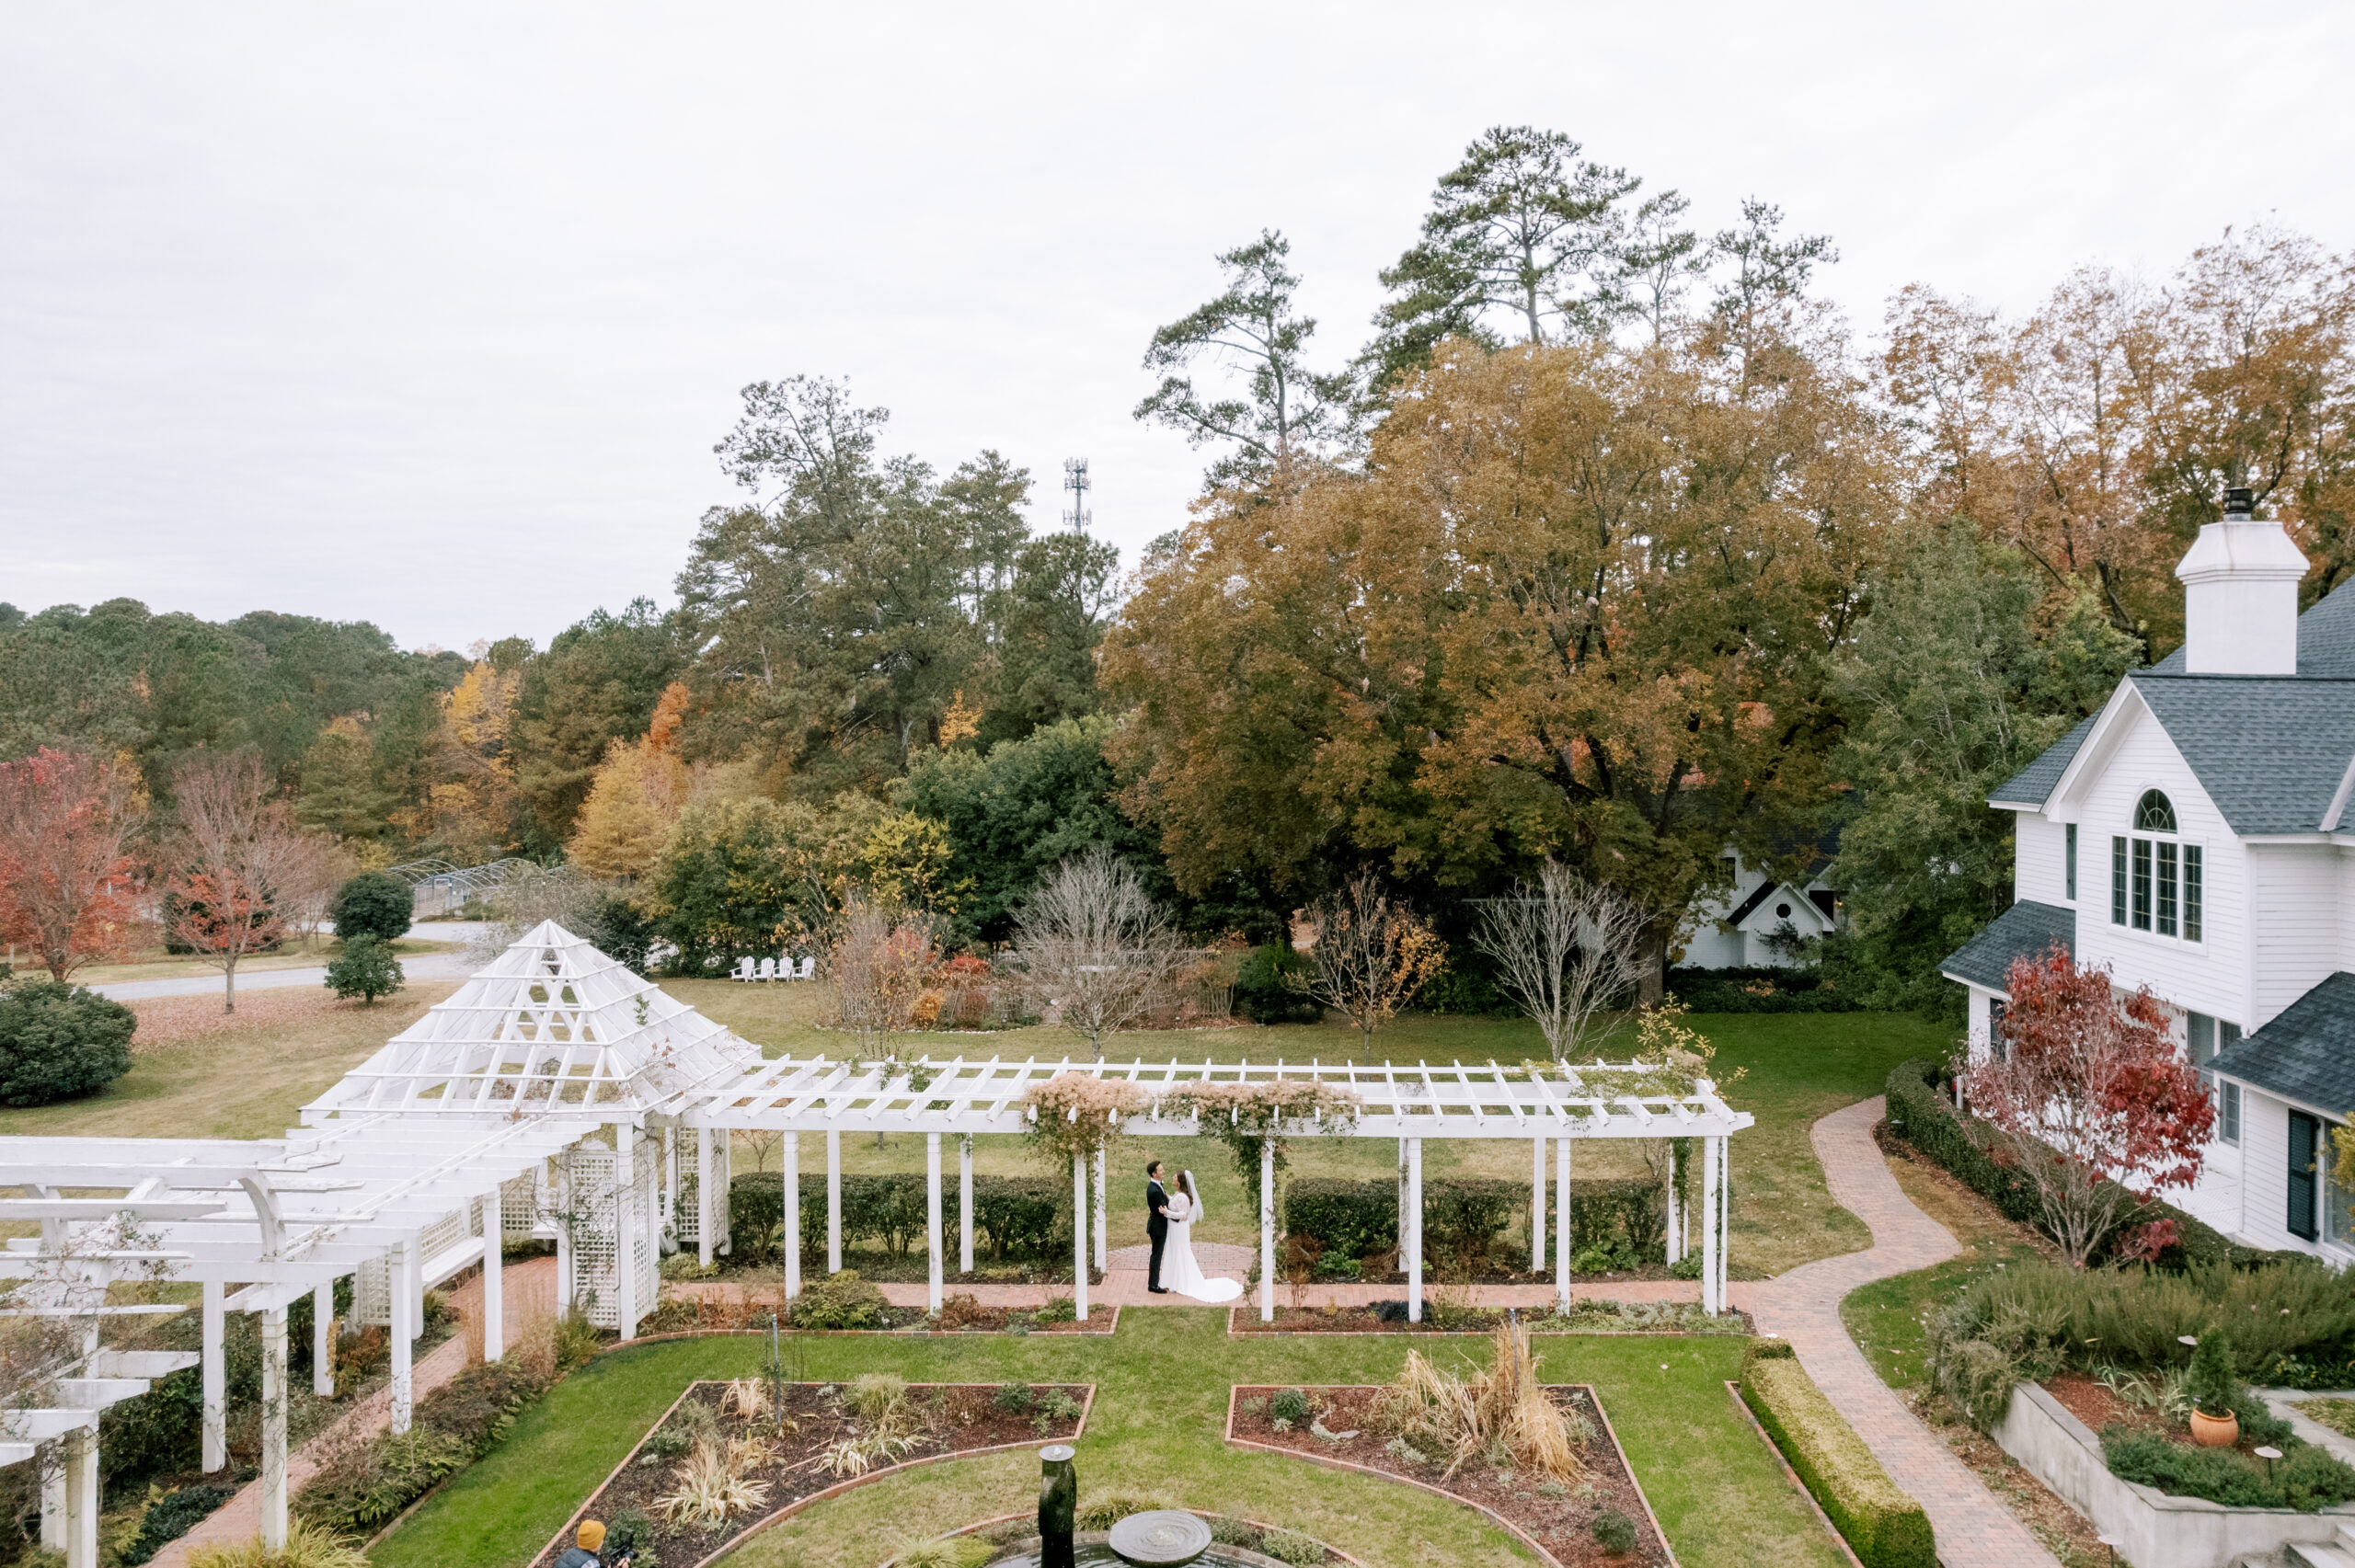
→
(150, 1256, 559, 1568)
(1735, 1096, 2061, 1568)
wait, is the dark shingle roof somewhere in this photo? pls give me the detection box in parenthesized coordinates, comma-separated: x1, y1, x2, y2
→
(1938, 900, 2074, 991)
(2211, 972, 2355, 1112)
(2129, 674, 2355, 834)
(1991, 713, 2098, 807)
(2151, 578, 2355, 676)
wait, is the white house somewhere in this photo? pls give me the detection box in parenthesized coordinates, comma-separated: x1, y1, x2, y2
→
(1681, 849, 1840, 969)
(1943, 486, 2355, 1259)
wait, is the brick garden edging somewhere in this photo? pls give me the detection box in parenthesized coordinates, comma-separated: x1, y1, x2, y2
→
(530, 1381, 1097, 1568)
(1221, 1384, 1676, 1568)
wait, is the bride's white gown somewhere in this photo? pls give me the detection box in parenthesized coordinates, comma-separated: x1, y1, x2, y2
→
(1161, 1196, 1244, 1302)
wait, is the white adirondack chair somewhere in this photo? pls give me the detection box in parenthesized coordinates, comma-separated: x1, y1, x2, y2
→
(756, 956, 779, 982)
(795, 956, 817, 980)
(730, 956, 756, 982)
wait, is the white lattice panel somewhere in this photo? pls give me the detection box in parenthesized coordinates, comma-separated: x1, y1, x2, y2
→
(353, 1255, 390, 1326)
(562, 1145, 654, 1332)
(500, 1170, 543, 1238)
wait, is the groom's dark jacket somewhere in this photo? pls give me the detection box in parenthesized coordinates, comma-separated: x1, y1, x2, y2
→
(1145, 1178, 1169, 1238)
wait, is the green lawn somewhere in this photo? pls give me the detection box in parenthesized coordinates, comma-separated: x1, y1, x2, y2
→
(371, 1310, 1845, 1568)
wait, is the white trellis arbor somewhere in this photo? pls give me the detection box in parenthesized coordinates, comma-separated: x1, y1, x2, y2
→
(0, 923, 1751, 1568)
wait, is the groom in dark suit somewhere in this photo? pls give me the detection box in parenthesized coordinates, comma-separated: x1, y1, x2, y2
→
(1145, 1161, 1171, 1294)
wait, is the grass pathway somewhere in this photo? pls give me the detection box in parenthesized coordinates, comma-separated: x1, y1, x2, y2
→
(372, 1312, 1845, 1568)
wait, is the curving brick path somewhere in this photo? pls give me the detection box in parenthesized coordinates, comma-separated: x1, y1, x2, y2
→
(1738, 1096, 2062, 1568)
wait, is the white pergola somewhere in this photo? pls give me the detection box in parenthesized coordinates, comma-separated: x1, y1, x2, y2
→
(1, 922, 1751, 1568)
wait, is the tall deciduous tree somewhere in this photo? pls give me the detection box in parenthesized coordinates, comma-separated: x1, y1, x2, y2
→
(977, 532, 1120, 747)
(1472, 861, 1645, 1062)
(1365, 126, 1641, 388)
(0, 749, 145, 980)
(1962, 950, 2211, 1267)
(1289, 875, 1445, 1049)
(1005, 848, 1189, 1059)
(1134, 230, 1354, 492)
(167, 750, 316, 1012)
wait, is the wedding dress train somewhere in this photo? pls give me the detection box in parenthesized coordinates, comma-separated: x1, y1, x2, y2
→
(1160, 1191, 1244, 1302)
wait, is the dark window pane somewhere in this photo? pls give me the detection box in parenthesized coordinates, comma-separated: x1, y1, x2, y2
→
(2066, 824, 2078, 900)
(2292, 1112, 2320, 1241)
(2112, 837, 2129, 926)
(2132, 838, 2153, 931)
(2184, 845, 2202, 943)
(2136, 790, 2177, 832)
(2157, 841, 2178, 936)
(2223, 1081, 2241, 1143)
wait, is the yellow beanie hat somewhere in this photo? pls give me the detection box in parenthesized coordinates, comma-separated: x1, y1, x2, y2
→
(578, 1522, 606, 1551)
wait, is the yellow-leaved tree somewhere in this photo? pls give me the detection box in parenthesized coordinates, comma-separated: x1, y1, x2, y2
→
(568, 682, 690, 879)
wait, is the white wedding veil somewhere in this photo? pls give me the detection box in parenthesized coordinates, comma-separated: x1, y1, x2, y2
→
(1179, 1169, 1204, 1221)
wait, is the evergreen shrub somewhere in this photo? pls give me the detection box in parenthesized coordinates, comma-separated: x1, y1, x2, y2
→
(1740, 1340, 1934, 1568)
(0, 978, 135, 1105)
(330, 872, 413, 944)
(1664, 966, 1860, 1013)
(325, 935, 404, 1004)
(1232, 944, 1320, 1024)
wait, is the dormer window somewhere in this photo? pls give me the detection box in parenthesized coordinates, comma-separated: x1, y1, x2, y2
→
(2112, 789, 2201, 942)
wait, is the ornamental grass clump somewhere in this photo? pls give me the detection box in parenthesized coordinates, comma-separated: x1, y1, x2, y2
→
(1366, 1322, 1586, 1483)
(651, 1431, 775, 1528)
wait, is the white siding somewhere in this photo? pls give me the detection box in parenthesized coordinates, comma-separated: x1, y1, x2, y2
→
(2016, 812, 2072, 907)
(2252, 844, 2341, 1027)
(2066, 700, 2248, 1027)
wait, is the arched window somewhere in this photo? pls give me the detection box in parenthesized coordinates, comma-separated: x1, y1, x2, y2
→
(2113, 789, 2200, 942)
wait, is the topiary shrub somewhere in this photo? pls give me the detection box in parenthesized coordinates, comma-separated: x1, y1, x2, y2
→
(0, 978, 135, 1105)
(1233, 944, 1322, 1024)
(330, 871, 413, 944)
(325, 935, 405, 1004)
(1742, 1344, 1935, 1567)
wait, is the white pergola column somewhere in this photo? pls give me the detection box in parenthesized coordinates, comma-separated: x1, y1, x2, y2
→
(1531, 1137, 1546, 1273)
(480, 1194, 504, 1361)
(63, 1425, 96, 1568)
(1258, 1139, 1276, 1323)
(615, 1123, 638, 1340)
(926, 1132, 944, 1314)
(1664, 1141, 1682, 1265)
(1717, 1130, 1732, 1310)
(1555, 1134, 1571, 1310)
(41, 1447, 63, 1550)
(661, 1127, 676, 1242)
(260, 1305, 287, 1551)
(782, 1131, 801, 1301)
(1072, 1153, 1088, 1322)
(1093, 1149, 1107, 1273)
(555, 1216, 574, 1315)
(1406, 1136, 1423, 1324)
(826, 1129, 842, 1274)
(311, 1281, 335, 1396)
(390, 1236, 415, 1434)
(1701, 1134, 1722, 1317)
(695, 1127, 715, 1268)
(959, 1134, 974, 1276)
(201, 1278, 225, 1471)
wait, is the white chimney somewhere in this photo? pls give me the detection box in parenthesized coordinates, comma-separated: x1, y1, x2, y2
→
(2176, 486, 2308, 675)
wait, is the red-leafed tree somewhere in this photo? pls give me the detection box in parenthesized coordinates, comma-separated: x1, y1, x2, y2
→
(1964, 948, 2213, 1266)
(168, 750, 314, 1013)
(0, 748, 146, 981)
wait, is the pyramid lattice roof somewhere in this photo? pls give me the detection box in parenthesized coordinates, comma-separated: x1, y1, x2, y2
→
(303, 921, 763, 1122)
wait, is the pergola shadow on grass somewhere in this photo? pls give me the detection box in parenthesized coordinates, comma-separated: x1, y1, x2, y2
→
(367, 1311, 1849, 1568)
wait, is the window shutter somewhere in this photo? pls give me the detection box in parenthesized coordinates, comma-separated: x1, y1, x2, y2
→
(2291, 1112, 2321, 1242)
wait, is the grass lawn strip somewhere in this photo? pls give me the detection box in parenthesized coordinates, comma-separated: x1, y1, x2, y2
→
(371, 1312, 1843, 1568)
(1721, 1382, 1865, 1568)
(531, 1379, 1089, 1568)
(1226, 1383, 1671, 1567)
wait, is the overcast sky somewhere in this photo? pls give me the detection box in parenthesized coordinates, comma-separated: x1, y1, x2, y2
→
(4, 1, 2350, 652)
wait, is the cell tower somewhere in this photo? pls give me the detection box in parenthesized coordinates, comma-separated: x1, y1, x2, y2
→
(1062, 457, 1091, 532)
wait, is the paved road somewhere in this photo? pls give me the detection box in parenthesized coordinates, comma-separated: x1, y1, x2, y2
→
(90, 920, 484, 1001)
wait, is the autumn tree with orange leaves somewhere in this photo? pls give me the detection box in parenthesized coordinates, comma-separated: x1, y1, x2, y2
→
(1108, 316, 1896, 999)
(1963, 949, 2211, 1267)
(0, 748, 145, 980)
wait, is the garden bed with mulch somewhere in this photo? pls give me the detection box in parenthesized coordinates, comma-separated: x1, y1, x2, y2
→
(648, 1288, 1118, 1335)
(1226, 1384, 1672, 1567)
(1233, 1301, 1746, 1338)
(697, 1253, 1105, 1288)
(535, 1378, 1092, 1568)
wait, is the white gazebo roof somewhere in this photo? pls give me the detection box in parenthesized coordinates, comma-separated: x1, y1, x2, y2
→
(302, 921, 764, 1122)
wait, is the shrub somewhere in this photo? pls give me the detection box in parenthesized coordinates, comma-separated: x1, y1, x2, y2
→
(1270, 1388, 1312, 1425)
(1424, 1181, 1519, 1273)
(121, 1485, 236, 1565)
(603, 1508, 661, 1568)
(1283, 1175, 1666, 1271)
(1664, 966, 1861, 1013)
(1284, 1180, 1398, 1261)
(1884, 1059, 2279, 1269)
(294, 1352, 554, 1534)
(1259, 1528, 1327, 1566)
(2187, 1332, 2238, 1418)
(993, 1382, 1034, 1413)
(325, 935, 404, 1004)
(330, 872, 413, 944)
(788, 1271, 885, 1331)
(1741, 1344, 1935, 1568)
(1591, 1510, 1638, 1554)
(1233, 944, 1321, 1024)
(0, 978, 135, 1105)
(1034, 1295, 1078, 1324)
(186, 1519, 370, 1568)
(2101, 1427, 2355, 1510)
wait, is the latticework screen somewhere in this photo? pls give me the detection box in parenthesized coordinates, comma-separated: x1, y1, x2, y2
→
(561, 1144, 656, 1331)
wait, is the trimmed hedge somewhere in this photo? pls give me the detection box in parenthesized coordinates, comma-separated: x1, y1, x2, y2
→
(1740, 1340, 1935, 1568)
(2103, 1426, 2355, 1511)
(1281, 1175, 1669, 1266)
(1883, 1059, 2279, 1269)
(726, 1172, 1072, 1265)
(1666, 966, 1863, 1013)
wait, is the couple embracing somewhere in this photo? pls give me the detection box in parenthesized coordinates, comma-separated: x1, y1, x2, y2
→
(1143, 1160, 1243, 1302)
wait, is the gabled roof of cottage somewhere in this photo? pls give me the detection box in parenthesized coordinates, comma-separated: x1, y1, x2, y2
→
(2211, 971, 2355, 1113)
(1990, 579, 2355, 830)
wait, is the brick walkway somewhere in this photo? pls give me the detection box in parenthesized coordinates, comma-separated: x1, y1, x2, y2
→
(153, 1257, 559, 1567)
(1740, 1096, 2061, 1568)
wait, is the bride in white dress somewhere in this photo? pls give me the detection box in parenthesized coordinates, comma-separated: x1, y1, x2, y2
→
(1161, 1170, 1244, 1302)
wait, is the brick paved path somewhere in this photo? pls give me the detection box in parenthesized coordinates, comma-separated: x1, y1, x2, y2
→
(152, 1257, 559, 1567)
(1740, 1096, 2061, 1568)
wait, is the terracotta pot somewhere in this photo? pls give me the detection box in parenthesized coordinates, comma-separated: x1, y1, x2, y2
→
(2189, 1409, 2240, 1448)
